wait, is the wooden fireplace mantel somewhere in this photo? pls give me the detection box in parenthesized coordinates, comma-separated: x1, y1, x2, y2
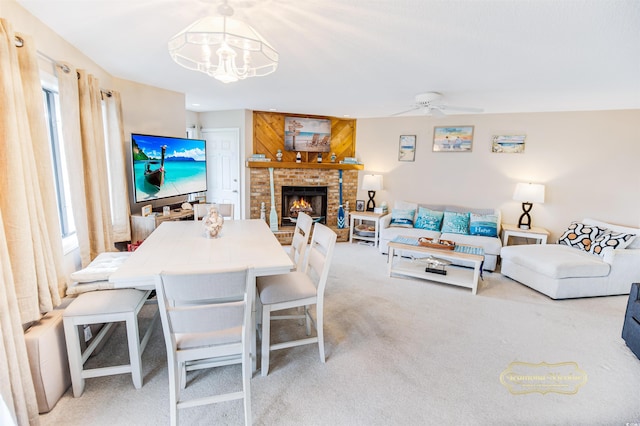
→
(246, 161, 364, 170)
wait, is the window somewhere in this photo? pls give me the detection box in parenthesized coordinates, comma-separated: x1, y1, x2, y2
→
(42, 83, 76, 245)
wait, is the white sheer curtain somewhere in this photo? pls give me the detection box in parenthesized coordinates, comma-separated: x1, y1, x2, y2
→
(103, 91, 131, 242)
(58, 68, 114, 266)
(1, 18, 66, 425)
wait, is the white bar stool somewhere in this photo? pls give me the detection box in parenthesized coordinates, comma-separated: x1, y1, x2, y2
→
(62, 288, 156, 397)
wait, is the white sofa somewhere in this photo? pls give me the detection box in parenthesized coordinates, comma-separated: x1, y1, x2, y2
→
(501, 218, 640, 299)
(378, 202, 502, 272)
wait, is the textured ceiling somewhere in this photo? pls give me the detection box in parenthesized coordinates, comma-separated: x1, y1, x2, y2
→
(16, 0, 640, 118)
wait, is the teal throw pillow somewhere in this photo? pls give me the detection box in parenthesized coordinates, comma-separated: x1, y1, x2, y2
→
(469, 213, 499, 237)
(389, 209, 416, 228)
(414, 207, 444, 231)
(441, 211, 470, 235)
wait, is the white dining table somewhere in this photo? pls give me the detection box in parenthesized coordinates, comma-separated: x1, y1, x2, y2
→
(109, 219, 293, 372)
(110, 219, 294, 289)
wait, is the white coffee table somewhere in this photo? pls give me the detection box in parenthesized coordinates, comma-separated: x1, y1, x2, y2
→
(387, 239, 484, 295)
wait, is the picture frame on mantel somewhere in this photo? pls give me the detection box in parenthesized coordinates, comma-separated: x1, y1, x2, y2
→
(398, 135, 416, 161)
(284, 117, 331, 152)
(433, 126, 474, 152)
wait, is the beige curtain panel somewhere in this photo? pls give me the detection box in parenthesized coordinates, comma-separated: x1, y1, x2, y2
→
(1, 18, 64, 426)
(103, 91, 132, 243)
(58, 68, 115, 266)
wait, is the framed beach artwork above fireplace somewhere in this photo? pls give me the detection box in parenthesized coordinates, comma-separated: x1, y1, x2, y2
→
(284, 117, 331, 152)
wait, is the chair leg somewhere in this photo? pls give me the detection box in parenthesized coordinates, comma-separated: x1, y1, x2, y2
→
(242, 351, 252, 425)
(168, 361, 180, 426)
(125, 313, 143, 389)
(261, 306, 271, 377)
(62, 318, 85, 398)
(317, 305, 325, 363)
(305, 305, 312, 335)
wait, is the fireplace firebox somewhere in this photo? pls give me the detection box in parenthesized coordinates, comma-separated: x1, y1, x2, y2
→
(281, 186, 328, 227)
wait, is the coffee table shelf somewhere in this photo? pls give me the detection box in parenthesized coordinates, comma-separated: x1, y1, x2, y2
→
(387, 241, 484, 295)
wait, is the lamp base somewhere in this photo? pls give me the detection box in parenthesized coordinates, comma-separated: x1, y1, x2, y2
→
(517, 202, 533, 230)
(366, 190, 376, 212)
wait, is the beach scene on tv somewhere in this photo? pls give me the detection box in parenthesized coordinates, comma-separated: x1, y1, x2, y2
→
(132, 134, 207, 202)
(284, 117, 331, 152)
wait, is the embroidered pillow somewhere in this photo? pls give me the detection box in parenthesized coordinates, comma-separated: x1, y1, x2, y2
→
(589, 231, 636, 256)
(414, 207, 444, 231)
(389, 208, 416, 228)
(441, 211, 470, 235)
(557, 222, 605, 252)
(469, 213, 499, 237)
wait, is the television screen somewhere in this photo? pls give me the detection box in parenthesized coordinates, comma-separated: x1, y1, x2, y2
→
(131, 133, 207, 204)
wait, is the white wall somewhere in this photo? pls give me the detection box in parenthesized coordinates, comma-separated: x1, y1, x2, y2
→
(356, 109, 640, 240)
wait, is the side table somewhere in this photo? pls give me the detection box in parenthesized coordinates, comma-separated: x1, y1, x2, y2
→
(349, 211, 387, 246)
(502, 223, 549, 246)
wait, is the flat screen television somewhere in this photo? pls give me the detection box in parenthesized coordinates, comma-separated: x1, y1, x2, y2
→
(131, 133, 207, 204)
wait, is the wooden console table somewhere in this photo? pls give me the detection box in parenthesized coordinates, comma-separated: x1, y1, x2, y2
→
(130, 209, 194, 242)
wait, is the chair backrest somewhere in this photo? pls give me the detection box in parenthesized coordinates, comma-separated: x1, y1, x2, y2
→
(193, 203, 213, 221)
(290, 212, 313, 270)
(155, 267, 254, 351)
(303, 223, 337, 301)
(216, 203, 234, 220)
(194, 203, 234, 220)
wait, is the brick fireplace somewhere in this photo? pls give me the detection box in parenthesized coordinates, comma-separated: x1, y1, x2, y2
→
(248, 166, 359, 243)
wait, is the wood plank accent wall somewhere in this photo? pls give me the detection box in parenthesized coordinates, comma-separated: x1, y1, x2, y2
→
(253, 111, 357, 163)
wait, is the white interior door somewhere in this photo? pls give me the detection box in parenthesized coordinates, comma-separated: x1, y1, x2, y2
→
(201, 128, 240, 219)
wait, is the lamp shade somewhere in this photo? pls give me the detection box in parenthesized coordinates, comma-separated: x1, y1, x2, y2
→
(362, 174, 383, 191)
(513, 183, 545, 203)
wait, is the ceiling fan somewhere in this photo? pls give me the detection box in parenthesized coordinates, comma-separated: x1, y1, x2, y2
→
(392, 92, 484, 116)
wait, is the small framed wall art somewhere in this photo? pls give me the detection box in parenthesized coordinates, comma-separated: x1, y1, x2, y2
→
(433, 126, 474, 152)
(398, 135, 416, 161)
(491, 135, 526, 153)
(355, 200, 365, 212)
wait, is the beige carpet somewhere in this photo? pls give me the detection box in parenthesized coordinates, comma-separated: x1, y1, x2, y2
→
(40, 242, 640, 425)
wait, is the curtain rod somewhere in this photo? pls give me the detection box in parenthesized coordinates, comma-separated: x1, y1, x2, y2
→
(14, 35, 113, 96)
(15, 34, 71, 74)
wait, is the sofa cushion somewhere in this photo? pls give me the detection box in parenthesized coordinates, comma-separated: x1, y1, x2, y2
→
(469, 212, 499, 237)
(414, 207, 443, 231)
(557, 222, 605, 252)
(389, 208, 416, 228)
(500, 244, 610, 279)
(441, 232, 503, 256)
(441, 211, 470, 235)
(589, 231, 637, 256)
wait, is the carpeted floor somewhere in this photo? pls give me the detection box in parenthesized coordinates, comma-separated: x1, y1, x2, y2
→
(40, 242, 640, 425)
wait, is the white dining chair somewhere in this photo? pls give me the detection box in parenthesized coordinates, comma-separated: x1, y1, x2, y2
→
(257, 222, 337, 376)
(192, 203, 213, 221)
(156, 266, 254, 426)
(193, 203, 234, 220)
(289, 212, 313, 270)
(216, 203, 234, 220)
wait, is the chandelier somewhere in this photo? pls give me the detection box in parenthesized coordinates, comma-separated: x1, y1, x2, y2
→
(168, 1, 278, 83)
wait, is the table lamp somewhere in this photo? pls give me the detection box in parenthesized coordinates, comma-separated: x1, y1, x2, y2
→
(513, 182, 545, 229)
(362, 174, 383, 211)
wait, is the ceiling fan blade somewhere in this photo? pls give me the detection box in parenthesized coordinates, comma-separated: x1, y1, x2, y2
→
(433, 104, 484, 113)
(391, 106, 420, 116)
(428, 107, 446, 117)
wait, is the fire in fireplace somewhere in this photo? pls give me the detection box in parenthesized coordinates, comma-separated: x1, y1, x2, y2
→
(281, 186, 327, 226)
